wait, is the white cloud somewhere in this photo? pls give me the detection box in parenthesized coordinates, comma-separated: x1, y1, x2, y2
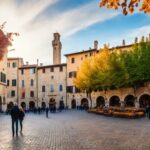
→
(0, 0, 118, 65)
(128, 25, 150, 38)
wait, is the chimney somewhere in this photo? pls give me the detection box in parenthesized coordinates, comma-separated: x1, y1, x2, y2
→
(26, 61, 29, 65)
(141, 36, 145, 42)
(146, 37, 149, 42)
(40, 63, 43, 66)
(149, 34, 150, 41)
(122, 39, 125, 46)
(135, 37, 138, 44)
(94, 40, 98, 50)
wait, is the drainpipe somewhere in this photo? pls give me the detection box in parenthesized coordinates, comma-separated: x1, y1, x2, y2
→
(36, 59, 39, 107)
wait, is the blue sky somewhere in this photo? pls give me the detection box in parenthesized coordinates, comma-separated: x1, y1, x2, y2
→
(0, 0, 150, 64)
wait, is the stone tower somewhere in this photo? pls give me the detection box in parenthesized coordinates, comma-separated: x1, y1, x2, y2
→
(52, 33, 62, 64)
(94, 40, 98, 50)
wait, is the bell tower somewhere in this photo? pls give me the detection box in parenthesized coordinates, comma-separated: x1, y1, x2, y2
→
(52, 33, 62, 64)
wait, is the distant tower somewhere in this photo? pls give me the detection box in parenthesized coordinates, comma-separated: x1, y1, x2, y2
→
(122, 39, 125, 46)
(94, 40, 98, 50)
(52, 33, 62, 64)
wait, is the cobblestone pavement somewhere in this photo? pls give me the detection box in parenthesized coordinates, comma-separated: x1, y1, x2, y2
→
(1, 110, 150, 150)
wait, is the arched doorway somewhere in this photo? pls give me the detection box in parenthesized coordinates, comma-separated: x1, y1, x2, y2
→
(49, 98, 56, 112)
(96, 96, 105, 107)
(41, 102, 46, 110)
(109, 96, 120, 107)
(71, 99, 76, 109)
(0, 96, 2, 112)
(21, 102, 26, 109)
(29, 101, 35, 110)
(81, 98, 89, 110)
(124, 95, 135, 107)
(139, 94, 150, 108)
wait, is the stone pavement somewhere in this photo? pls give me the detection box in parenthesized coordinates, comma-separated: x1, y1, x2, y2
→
(0, 110, 150, 150)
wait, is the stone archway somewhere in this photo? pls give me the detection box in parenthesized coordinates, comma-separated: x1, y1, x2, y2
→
(71, 99, 76, 109)
(124, 95, 135, 107)
(81, 98, 89, 110)
(29, 101, 35, 110)
(96, 96, 105, 107)
(0, 96, 2, 112)
(139, 94, 150, 108)
(21, 102, 26, 109)
(109, 96, 120, 107)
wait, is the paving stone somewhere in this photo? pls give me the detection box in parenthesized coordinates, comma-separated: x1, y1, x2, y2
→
(0, 110, 150, 150)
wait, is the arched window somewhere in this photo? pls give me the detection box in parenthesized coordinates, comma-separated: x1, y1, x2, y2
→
(59, 84, 63, 91)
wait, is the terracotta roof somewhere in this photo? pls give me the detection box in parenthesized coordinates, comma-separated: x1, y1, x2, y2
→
(109, 44, 133, 51)
(38, 63, 67, 69)
(64, 49, 98, 56)
(8, 57, 23, 60)
(19, 64, 37, 69)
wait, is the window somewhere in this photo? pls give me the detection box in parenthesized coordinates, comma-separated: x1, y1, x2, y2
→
(67, 86, 73, 93)
(81, 57, 83, 60)
(42, 68, 45, 73)
(12, 79, 16, 86)
(30, 68, 35, 74)
(11, 90, 15, 97)
(12, 62, 17, 68)
(71, 58, 75, 63)
(69, 71, 76, 78)
(30, 91, 34, 97)
(21, 69, 24, 75)
(7, 80, 9, 86)
(50, 85, 54, 92)
(85, 55, 88, 58)
(0, 72, 6, 83)
(21, 80, 24, 87)
(22, 91, 25, 99)
(90, 52, 92, 56)
(51, 76, 54, 79)
(7, 63, 10, 67)
(50, 67, 54, 72)
(30, 79, 34, 86)
(42, 86, 45, 92)
(59, 84, 63, 91)
(60, 66, 63, 72)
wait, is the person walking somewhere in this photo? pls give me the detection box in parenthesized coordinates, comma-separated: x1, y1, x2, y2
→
(10, 103, 20, 137)
(46, 107, 49, 118)
(18, 107, 25, 132)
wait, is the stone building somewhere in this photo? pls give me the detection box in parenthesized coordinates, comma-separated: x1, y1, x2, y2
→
(65, 46, 98, 108)
(0, 51, 7, 112)
(0, 33, 149, 111)
(18, 64, 37, 110)
(5, 33, 67, 111)
(65, 39, 150, 109)
(37, 63, 67, 109)
(7, 58, 23, 107)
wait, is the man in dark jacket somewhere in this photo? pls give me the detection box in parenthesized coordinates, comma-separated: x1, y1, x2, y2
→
(10, 103, 20, 137)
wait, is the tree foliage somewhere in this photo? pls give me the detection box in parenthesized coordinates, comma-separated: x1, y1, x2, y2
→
(74, 41, 150, 93)
(99, 0, 150, 15)
(0, 22, 19, 60)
